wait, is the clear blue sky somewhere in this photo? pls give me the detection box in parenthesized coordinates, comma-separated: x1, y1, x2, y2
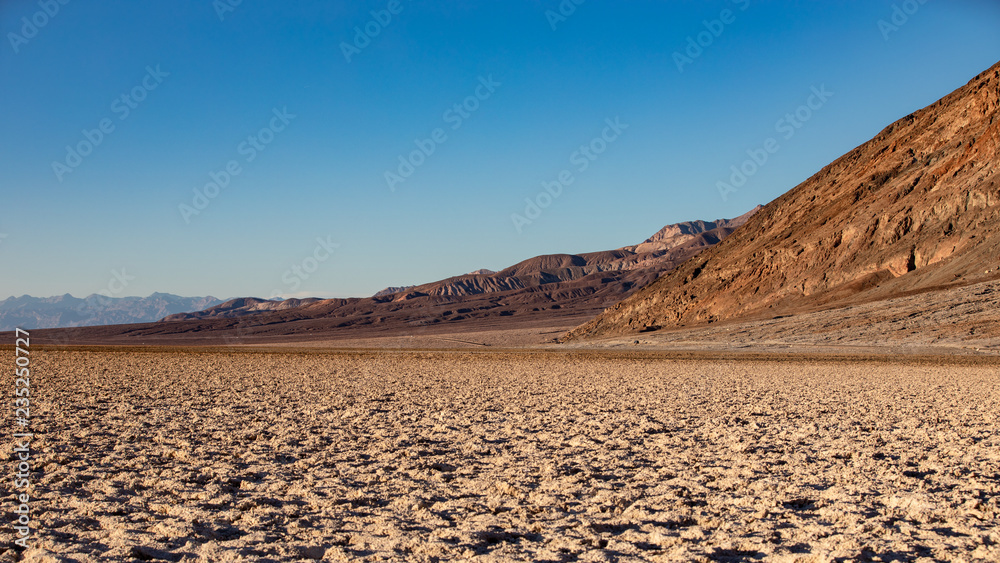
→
(2, 1, 999, 300)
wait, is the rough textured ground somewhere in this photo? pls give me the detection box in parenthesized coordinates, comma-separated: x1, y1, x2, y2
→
(3, 349, 999, 562)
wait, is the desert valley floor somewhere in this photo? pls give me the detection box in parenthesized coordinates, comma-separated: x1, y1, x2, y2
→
(3, 348, 999, 562)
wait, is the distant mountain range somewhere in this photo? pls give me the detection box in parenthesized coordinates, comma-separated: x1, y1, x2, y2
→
(26, 207, 759, 344)
(4, 207, 758, 337)
(1, 206, 759, 336)
(0, 293, 225, 331)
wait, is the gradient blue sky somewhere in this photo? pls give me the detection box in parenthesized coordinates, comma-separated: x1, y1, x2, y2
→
(2, 0, 999, 300)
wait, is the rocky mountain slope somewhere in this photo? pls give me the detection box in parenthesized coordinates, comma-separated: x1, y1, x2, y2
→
(568, 60, 1000, 339)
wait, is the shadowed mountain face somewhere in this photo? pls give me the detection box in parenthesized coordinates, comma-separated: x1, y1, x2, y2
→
(27, 210, 757, 344)
(568, 60, 1000, 339)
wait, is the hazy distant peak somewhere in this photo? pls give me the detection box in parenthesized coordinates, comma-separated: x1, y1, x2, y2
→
(0, 293, 227, 331)
(644, 205, 762, 244)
